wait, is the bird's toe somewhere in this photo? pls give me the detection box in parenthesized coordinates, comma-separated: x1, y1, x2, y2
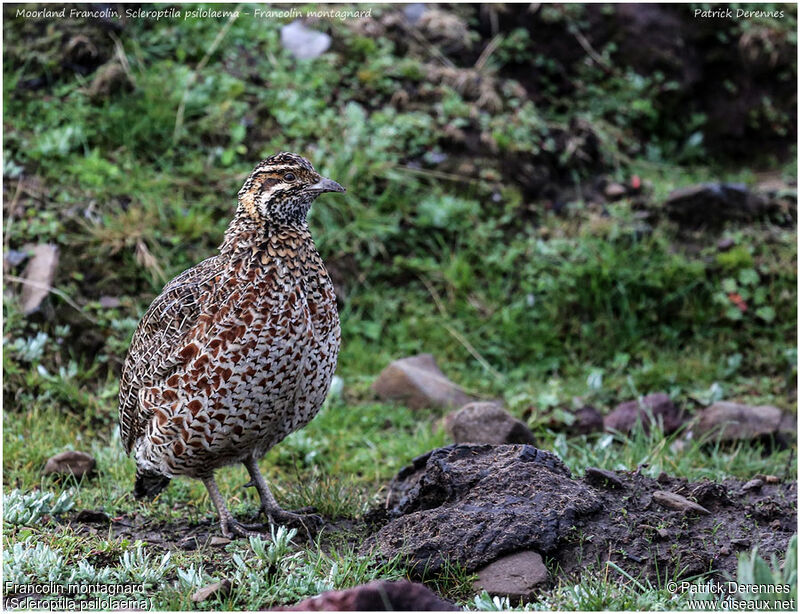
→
(221, 517, 266, 539)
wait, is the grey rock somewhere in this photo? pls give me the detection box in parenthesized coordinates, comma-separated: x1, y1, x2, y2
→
(280, 21, 331, 60)
(604, 392, 683, 435)
(99, 295, 121, 308)
(271, 580, 458, 611)
(652, 490, 710, 515)
(694, 402, 785, 442)
(362, 444, 601, 573)
(742, 479, 763, 492)
(5, 249, 29, 268)
(569, 405, 604, 435)
(473, 550, 548, 601)
(209, 536, 231, 546)
(444, 402, 535, 445)
(404, 3, 426, 24)
(372, 354, 475, 410)
(20, 244, 59, 315)
(584, 467, 624, 489)
(717, 237, 735, 251)
(192, 579, 231, 603)
(604, 182, 627, 199)
(43, 451, 95, 479)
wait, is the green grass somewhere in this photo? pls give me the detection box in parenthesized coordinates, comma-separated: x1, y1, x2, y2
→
(3, 2, 796, 611)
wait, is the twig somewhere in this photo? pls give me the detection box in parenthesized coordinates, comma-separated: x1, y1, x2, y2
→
(571, 26, 614, 75)
(394, 165, 480, 186)
(6, 275, 99, 324)
(3, 178, 23, 251)
(109, 31, 136, 87)
(419, 276, 505, 382)
(405, 20, 455, 68)
(173, 8, 241, 143)
(475, 34, 503, 72)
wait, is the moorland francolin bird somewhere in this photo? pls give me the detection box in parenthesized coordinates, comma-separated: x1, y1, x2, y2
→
(119, 153, 344, 538)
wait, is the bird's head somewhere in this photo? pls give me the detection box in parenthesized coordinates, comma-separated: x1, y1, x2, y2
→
(237, 152, 345, 225)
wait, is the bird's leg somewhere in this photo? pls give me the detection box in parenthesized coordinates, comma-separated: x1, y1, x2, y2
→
(202, 475, 263, 539)
(243, 456, 322, 533)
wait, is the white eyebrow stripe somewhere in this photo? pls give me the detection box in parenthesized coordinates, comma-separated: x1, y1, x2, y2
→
(258, 165, 296, 173)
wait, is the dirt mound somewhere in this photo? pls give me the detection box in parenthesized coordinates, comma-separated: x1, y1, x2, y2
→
(363, 445, 600, 574)
(364, 444, 797, 583)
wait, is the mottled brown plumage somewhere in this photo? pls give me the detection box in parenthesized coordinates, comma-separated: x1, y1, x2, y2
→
(119, 152, 344, 537)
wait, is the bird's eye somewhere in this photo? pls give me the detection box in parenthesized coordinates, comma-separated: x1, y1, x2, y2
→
(284, 173, 296, 182)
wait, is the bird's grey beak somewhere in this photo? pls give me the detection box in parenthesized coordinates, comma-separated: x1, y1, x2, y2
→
(312, 177, 346, 193)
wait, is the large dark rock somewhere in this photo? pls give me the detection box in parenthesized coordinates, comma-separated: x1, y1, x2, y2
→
(663, 183, 775, 226)
(271, 580, 459, 611)
(569, 405, 605, 435)
(43, 451, 96, 479)
(362, 444, 601, 573)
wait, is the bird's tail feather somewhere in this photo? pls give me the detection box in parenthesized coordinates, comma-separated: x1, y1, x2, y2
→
(133, 467, 171, 500)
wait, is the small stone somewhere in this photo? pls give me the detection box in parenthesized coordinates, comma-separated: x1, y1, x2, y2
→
(604, 182, 627, 199)
(444, 402, 535, 445)
(75, 510, 111, 525)
(19, 244, 59, 315)
(99, 295, 121, 308)
(731, 538, 751, 548)
(755, 474, 780, 484)
(271, 580, 459, 611)
(584, 467, 624, 490)
(372, 354, 475, 410)
(192, 579, 231, 603)
(280, 21, 331, 60)
(694, 402, 785, 442)
(4, 249, 29, 268)
(652, 490, 710, 515)
(604, 393, 683, 435)
(43, 451, 96, 479)
(657, 528, 670, 540)
(569, 406, 604, 435)
(473, 551, 549, 601)
(770, 519, 782, 530)
(717, 237, 735, 251)
(719, 546, 731, 556)
(404, 3, 426, 24)
(425, 151, 448, 165)
(210, 536, 231, 546)
(742, 478, 763, 492)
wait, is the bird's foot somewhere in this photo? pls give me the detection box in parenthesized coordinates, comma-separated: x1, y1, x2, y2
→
(261, 506, 324, 536)
(219, 516, 267, 540)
